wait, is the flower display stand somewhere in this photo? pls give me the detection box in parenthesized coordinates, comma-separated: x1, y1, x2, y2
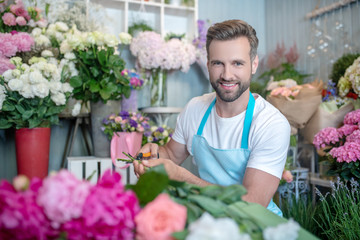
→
(67, 156, 137, 184)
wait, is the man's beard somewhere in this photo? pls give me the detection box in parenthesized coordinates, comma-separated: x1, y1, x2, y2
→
(210, 77, 251, 102)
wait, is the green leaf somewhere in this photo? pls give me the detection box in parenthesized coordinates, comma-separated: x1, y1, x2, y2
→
(15, 105, 25, 114)
(97, 49, 108, 66)
(172, 230, 189, 240)
(69, 76, 83, 88)
(184, 201, 204, 224)
(0, 118, 11, 129)
(99, 82, 117, 100)
(28, 118, 42, 129)
(22, 110, 34, 120)
(90, 66, 101, 78)
(2, 102, 15, 111)
(187, 195, 227, 217)
(129, 165, 169, 206)
(89, 80, 100, 93)
(217, 184, 247, 204)
(199, 184, 224, 198)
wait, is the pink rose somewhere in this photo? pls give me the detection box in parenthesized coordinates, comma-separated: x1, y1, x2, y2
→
(2, 13, 16, 26)
(12, 174, 30, 191)
(15, 16, 26, 26)
(282, 170, 293, 183)
(135, 193, 187, 240)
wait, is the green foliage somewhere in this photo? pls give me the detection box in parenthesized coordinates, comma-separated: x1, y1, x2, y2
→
(314, 178, 360, 239)
(281, 195, 319, 236)
(330, 53, 360, 85)
(165, 32, 186, 41)
(327, 156, 360, 183)
(70, 45, 130, 103)
(0, 77, 70, 129)
(128, 22, 153, 37)
(258, 63, 310, 85)
(250, 81, 267, 98)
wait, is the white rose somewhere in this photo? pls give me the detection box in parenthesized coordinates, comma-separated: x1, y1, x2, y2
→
(60, 41, 72, 54)
(150, 126, 158, 132)
(186, 212, 250, 240)
(119, 32, 132, 45)
(61, 82, 73, 93)
(31, 27, 42, 37)
(19, 73, 30, 84)
(20, 83, 35, 98)
(0, 85, 6, 110)
(51, 92, 66, 106)
(92, 31, 104, 46)
(8, 79, 23, 92)
(41, 50, 54, 58)
(163, 130, 169, 137)
(104, 33, 118, 47)
(20, 64, 30, 72)
(71, 102, 81, 116)
(55, 21, 69, 32)
(64, 52, 76, 60)
(67, 34, 83, 50)
(29, 71, 44, 84)
(49, 81, 62, 94)
(32, 83, 50, 98)
(2, 69, 13, 82)
(35, 35, 51, 47)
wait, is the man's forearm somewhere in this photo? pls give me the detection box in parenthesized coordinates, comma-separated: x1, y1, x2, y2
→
(175, 166, 212, 187)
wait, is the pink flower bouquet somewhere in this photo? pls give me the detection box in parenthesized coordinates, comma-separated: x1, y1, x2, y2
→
(313, 109, 360, 182)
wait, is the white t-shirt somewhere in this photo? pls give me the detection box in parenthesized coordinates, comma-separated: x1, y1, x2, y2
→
(172, 92, 291, 179)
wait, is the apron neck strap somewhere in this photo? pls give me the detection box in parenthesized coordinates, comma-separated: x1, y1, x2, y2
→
(241, 92, 255, 149)
(196, 98, 216, 136)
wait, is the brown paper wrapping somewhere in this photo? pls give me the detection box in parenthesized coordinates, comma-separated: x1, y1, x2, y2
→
(266, 80, 323, 133)
(300, 102, 354, 144)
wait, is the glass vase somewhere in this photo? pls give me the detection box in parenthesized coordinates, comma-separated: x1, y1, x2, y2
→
(150, 68, 167, 107)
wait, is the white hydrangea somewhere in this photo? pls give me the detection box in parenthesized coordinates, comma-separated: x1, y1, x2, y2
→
(0, 85, 7, 110)
(41, 50, 54, 58)
(49, 81, 62, 94)
(60, 40, 72, 54)
(61, 82, 73, 93)
(263, 219, 300, 240)
(2, 70, 13, 82)
(55, 21, 69, 32)
(51, 92, 66, 105)
(35, 35, 51, 47)
(186, 212, 251, 240)
(20, 83, 35, 98)
(31, 27, 42, 37)
(29, 70, 45, 84)
(103, 33, 119, 47)
(64, 52, 76, 60)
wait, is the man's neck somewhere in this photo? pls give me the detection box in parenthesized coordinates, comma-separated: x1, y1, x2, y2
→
(215, 90, 250, 118)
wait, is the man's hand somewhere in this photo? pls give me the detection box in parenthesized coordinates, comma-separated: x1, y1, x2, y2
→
(134, 158, 180, 180)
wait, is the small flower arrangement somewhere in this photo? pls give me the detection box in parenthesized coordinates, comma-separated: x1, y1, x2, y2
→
(121, 69, 145, 90)
(102, 111, 150, 140)
(143, 124, 174, 146)
(313, 109, 360, 182)
(0, 56, 73, 129)
(338, 56, 360, 100)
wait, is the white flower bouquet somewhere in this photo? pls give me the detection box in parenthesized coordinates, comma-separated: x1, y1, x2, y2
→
(0, 56, 73, 129)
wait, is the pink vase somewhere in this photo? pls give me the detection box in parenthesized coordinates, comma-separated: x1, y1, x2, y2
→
(110, 132, 143, 168)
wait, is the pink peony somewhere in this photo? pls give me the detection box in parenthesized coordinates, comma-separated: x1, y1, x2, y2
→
(0, 178, 59, 239)
(2, 12, 16, 26)
(0, 57, 15, 75)
(62, 170, 140, 240)
(37, 170, 92, 229)
(15, 16, 26, 26)
(12, 32, 34, 52)
(343, 109, 360, 125)
(313, 127, 341, 149)
(329, 142, 360, 163)
(135, 193, 187, 240)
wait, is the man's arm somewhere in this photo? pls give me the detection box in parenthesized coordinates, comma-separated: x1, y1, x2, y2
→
(241, 167, 280, 207)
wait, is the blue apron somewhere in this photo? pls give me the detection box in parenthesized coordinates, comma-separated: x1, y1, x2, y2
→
(191, 93, 282, 216)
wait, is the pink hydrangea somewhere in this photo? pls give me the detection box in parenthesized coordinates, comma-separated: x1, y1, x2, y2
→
(337, 124, 359, 137)
(0, 57, 15, 75)
(0, 178, 58, 239)
(343, 109, 360, 125)
(347, 129, 360, 143)
(329, 141, 360, 163)
(313, 127, 341, 149)
(135, 193, 187, 240)
(12, 32, 34, 52)
(62, 170, 140, 240)
(2, 12, 16, 26)
(37, 170, 92, 229)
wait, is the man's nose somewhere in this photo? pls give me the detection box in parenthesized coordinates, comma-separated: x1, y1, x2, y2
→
(221, 65, 235, 81)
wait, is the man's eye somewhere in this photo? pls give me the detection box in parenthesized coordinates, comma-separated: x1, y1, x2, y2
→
(213, 61, 222, 65)
(235, 62, 243, 66)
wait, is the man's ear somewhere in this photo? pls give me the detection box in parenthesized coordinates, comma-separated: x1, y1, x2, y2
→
(251, 55, 259, 74)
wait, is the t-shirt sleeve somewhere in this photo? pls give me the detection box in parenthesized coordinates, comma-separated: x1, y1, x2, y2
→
(246, 114, 291, 179)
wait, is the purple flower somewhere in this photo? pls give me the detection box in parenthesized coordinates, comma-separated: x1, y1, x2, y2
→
(129, 119, 138, 128)
(119, 111, 130, 119)
(158, 127, 164, 133)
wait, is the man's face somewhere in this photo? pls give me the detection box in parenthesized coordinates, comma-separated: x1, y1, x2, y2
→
(207, 37, 258, 102)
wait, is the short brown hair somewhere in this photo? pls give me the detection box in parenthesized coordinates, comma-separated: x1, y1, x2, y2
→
(206, 19, 258, 61)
